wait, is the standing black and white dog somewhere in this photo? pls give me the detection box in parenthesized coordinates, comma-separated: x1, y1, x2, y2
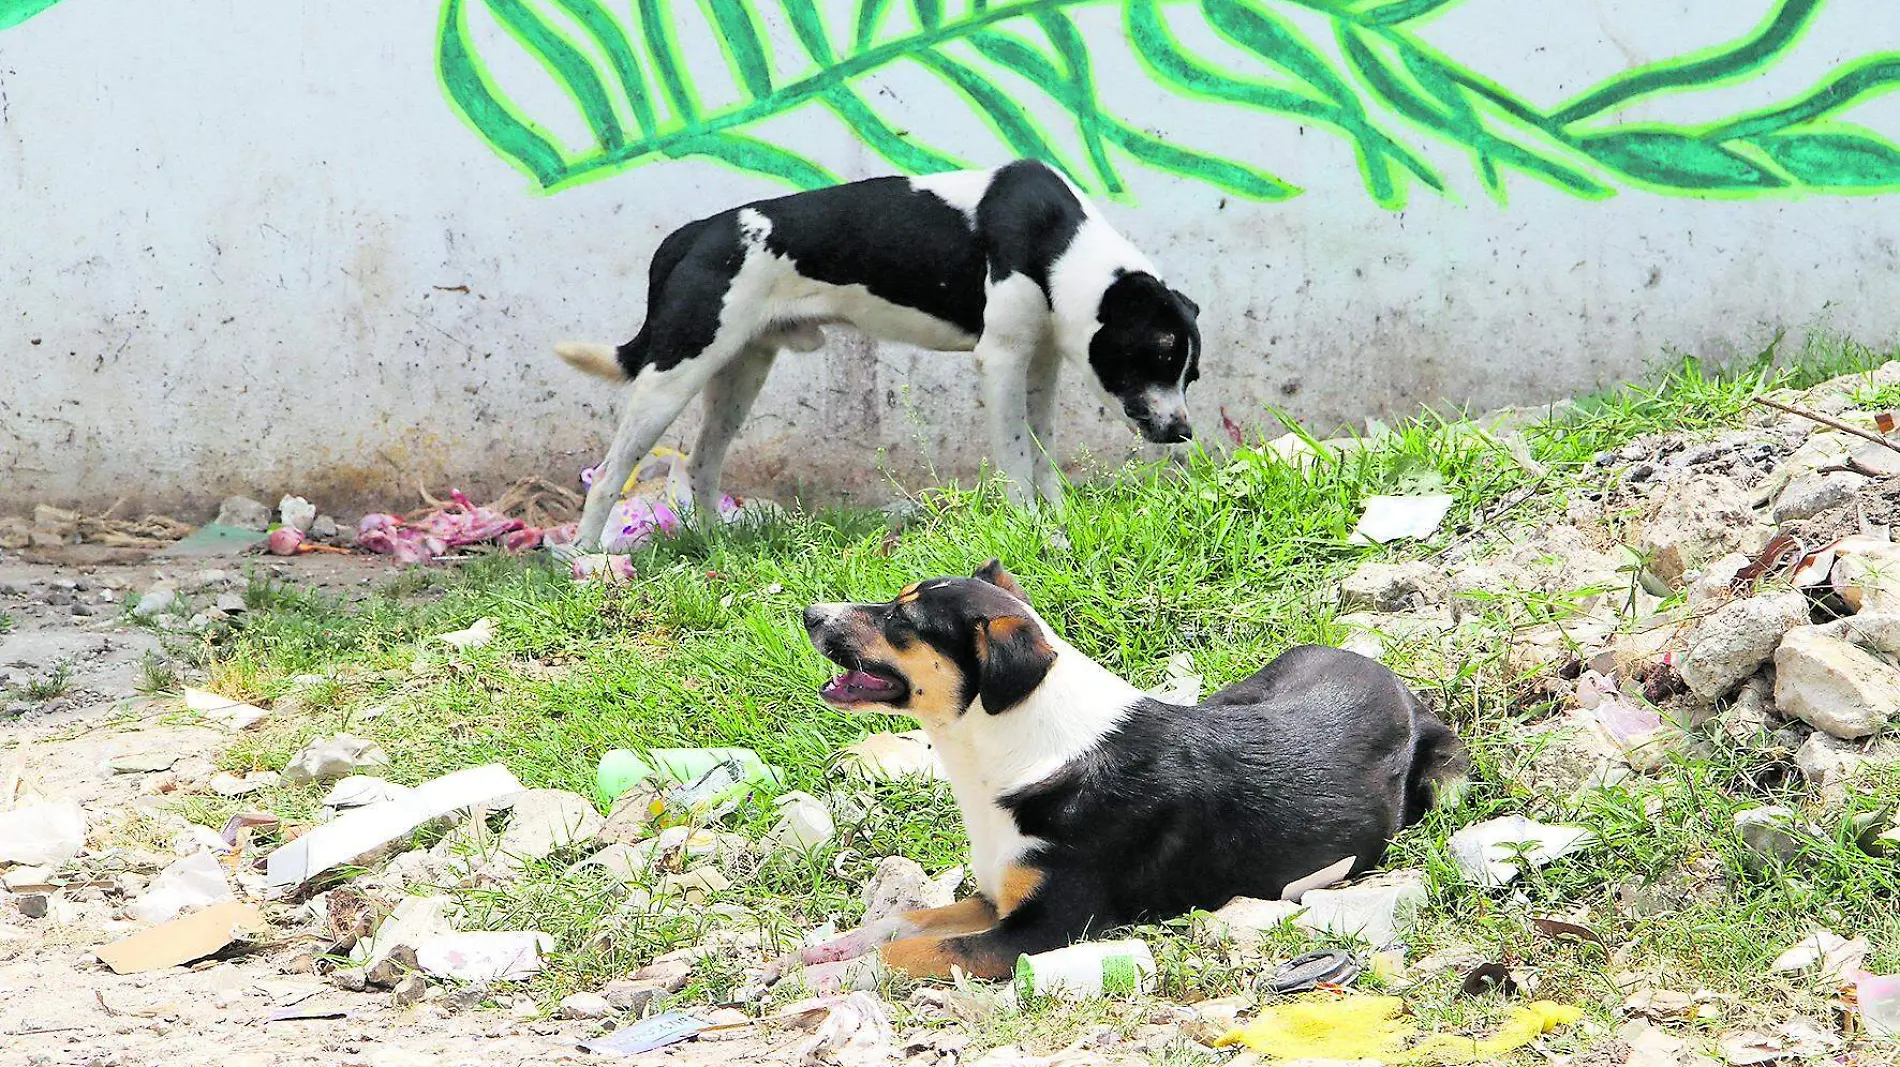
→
(554, 160, 1202, 551)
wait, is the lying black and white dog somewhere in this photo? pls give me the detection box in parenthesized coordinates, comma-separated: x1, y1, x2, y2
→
(554, 160, 1202, 551)
(780, 562, 1468, 985)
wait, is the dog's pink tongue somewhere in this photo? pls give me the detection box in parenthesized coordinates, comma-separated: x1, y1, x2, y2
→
(820, 671, 897, 704)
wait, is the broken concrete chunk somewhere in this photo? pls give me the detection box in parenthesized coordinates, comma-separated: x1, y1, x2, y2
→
(861, 857, 956, 924)
(264, 764, 523, 895)
(281, 733, 391, 786)
(1794, 733, 1865, 799)
(1680, 592, 1809, 702)
(1447, 816, 1595, 887)
(1639, 474, 1753, 587)
(1832, 540, 1900, 614)
(497, 788, 603, 861)
(278, 495, 317, 532)
(216, 496, 272, 531)
(1769, 929, 1869, 984)
(132, 587, 179, 618)
(184, 687, 269, 730)
(0, 799, 86, 866)
(1774, 626, 1900, 739)
(209, 770, 279, 797)
(415, 930, 553, 982)
(1339, 561, 1445, 613)
(1772, 470, 1868, 523)
(1205, 897, 1303, 946)
(1294, 869, 1425, 948)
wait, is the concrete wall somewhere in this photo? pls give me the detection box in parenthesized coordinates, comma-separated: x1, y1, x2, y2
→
(4, 0, 1899, 517)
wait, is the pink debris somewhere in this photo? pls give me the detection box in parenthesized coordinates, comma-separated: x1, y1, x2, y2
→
(267, 527, 306, 556)
(354, 491, 531, 565)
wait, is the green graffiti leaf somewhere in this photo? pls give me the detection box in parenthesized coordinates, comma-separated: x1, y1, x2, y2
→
(1575, 129, 1785, 192)
(438, 0, 568, 185)
(1751, 128, 1900, 190)
(1553, 0, 1824, 126)
(435, 0, 1900, 203)
(0, 0, 64, 32)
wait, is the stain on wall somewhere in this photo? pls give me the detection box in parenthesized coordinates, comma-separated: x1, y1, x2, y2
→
(0, 0, 67, 32)
(438, 0, 1900, 202)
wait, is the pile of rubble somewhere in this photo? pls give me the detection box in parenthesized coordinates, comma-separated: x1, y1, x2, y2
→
(1338, 367, 1900, 873)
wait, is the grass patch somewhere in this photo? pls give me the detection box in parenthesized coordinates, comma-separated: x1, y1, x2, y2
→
(198, 341, 1900, 1055)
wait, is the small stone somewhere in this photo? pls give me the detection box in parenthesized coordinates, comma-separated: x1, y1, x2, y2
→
(602, 980, 668, 1016)
(498, 789, 604, 861)
(331, 967, 369, 992)
(1735, 806, 1807, 869)
(1774, 626, 1900, 739)
(862, 857, 960, 926)
(2, 866, 55, 892)
(390, 974, 427, 1007)
(631, 958, 693, 992)
(281, 733, 391, 785)
(108, 752, 181, 774)
(214, 592, 247, 614)
(132, 587, 177, 619)
(1773, 471, 1868, 523)
(15, 893, 50, 919)
(70, 603, 98, 617)
(215, 496, 272, 531)
(311, 515, 339, 541)
(559, 992, 611, 1020)
(1795, 733, 1865, 798)
(1680, 592, 1810, 701)
(1, 579, 34, 596)
(1339, 561, 1444, 613)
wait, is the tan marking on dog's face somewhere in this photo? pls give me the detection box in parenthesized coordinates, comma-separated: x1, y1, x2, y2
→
(996, 865, 1044, 915)
(862, 629, 968, 727)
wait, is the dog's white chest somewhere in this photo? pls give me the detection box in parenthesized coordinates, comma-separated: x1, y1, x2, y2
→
(931, 740, 1038, 902)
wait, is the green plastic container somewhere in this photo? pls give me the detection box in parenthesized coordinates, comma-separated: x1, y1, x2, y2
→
(596, 746, 782, 803)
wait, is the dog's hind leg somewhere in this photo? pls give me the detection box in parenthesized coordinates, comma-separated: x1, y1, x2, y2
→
(1026, 338, 1064, 508)
(687, 341, 777, 514)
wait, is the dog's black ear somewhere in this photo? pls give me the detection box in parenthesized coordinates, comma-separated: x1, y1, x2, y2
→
(1171, 288, 1200, 320)
(975, 614, 1055, 714)
(973, 559, 1029, 604)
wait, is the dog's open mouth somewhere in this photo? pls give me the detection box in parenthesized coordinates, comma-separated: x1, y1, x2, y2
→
(819, 666, 907, 706)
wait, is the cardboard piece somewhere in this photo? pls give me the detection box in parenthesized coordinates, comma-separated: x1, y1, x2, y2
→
(95, 902, 265, 974)
(264, 764, 522, 896)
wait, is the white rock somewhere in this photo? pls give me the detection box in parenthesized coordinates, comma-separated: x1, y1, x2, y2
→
(861, 856, 955, 923)
(132, 587, 178, 618)
(281, 733, 391, 786)
(1773, 471, 1867, 523)
(1795, 733, 1865, 798)
(415, 930, 553, 982)
(321, 776, 411, 810)
(1831, 539, 1900, 613)
(1680, 592, 1810, 701)
(498, 789, 604, 861)
(1294, 869, 1426, 948)
(209, 771, 279, 797)
(568, 842, 650, 883)
(656, 867, 731, 901)
(1769, 928, 1868, 983)
(1448, 816, 1595, 887)
(1684, 553, 1751, 614)
(559, 992, 612, 1020)
(1774, 626, 1900, 739)
(434, 618, 496, 650)
(184, 687, 270, 730)
(0, 800, 86, 866)
(352, 894, 460, 976)
(215, 495, 271, 531)
(1639, 475, 1753, 587)
(126, 850, 235, 924)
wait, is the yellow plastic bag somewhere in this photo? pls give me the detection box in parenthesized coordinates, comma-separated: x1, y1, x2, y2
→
(1217, 995, 1581, 1064)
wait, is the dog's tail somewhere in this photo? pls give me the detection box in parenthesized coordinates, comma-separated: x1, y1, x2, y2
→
(554, 341, 628, 381)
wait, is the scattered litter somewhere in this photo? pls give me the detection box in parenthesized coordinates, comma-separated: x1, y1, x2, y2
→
(861, 856, 958, 923)
(836, 732, 946, 781)
(1014, 940, 1155, 1002)
(571, 553, 636, 583)
(656, 867, 731, 902)
(1265, 948, 1361, 994)
(1350, 494, 1454, 544)
(596, 746, 781, 802)
(1217, 994, 1579, 1062)
(278, 495, 317, 532)
(1769, 928, 1869, 984)
(266, 1004, 348, 1023)
(352, 895, 459, 981)
(1530, 917, 1606, 952)
(798, 991, 897, 1066)
(95, 901, 266, 974)
(415, 930, 554, 982)
(126, 850, 236, 924)
(108, 752, 181, 774)
(580, 1010, 712, 1055)
(0, 799, 86, 866)
(1146, 652, 1203, 705)
(1459, 961, 1518, 998)
(356, 490, 530, 564)
(264, 763, 523, 894)
(220, 812, 278, 847)
(1861, 972, 1900, 1037)
(320, 776, 410, 811)
(267, 527, 305, 556)
(767, 792, 836, 853)
(1720, 1024, 1841, 1065)
(186, 687, 270, 730)
(280, 733, 391, 786)
(1447, 815, 1595, 887)
(435, 617, 496, 650)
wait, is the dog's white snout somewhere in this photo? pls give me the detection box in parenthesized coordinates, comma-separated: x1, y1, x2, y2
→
(803, 603, 848, 632)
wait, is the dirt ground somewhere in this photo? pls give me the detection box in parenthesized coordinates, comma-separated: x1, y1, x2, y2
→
(0, 549, 816, 1067)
